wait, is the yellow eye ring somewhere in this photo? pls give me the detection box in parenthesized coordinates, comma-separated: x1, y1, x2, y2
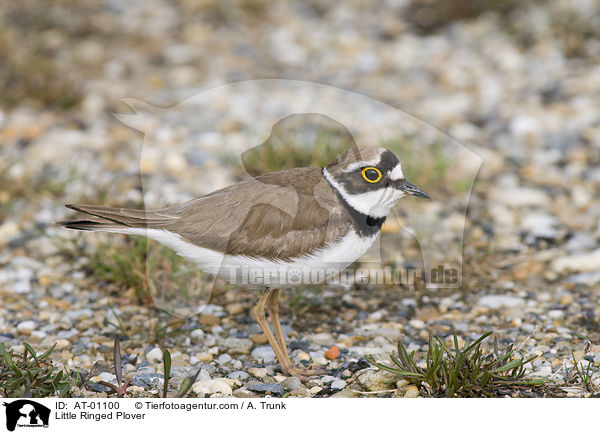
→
(361, 167, 382, 183)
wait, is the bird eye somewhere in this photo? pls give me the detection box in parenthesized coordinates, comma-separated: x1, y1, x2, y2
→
(361, 167, 382, 183)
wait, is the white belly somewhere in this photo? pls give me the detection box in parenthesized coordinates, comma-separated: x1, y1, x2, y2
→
(109, 228, 378, 288)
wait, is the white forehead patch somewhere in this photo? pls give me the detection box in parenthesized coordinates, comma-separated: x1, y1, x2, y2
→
(342, 155, 382, 173)
(388, 163, 404, 180)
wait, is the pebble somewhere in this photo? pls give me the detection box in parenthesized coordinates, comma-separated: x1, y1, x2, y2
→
(227, 371, 250, 381)
(490, 187, 549, 207)
(567, 271, 600, 286)
(330, 379, 347, 390)
(281, 376, 302, 390)
(55, 339, 71, 350)
(330, 388, 355, 397)
(309, 332, 335, 346)
(216, 353, 232, 364)
(290, 386, 310, 396)
(248, 367, 268, 378)
(208, 379, 232, 396)
(251, 334, 268, 344)
(16, 321, 36, 333)
(146, 347, 163, 362)
(521, 213, 562, 241)
(247, 383, 285, 396)
(195, 352, 213, 362)
(552, 250, 600, 274)
(233, 388, 257, 398)
(190, 329, 204, 343)
(131, 374, 164, 389)
(325, 346, 340, 360)
(221, 337, 253, 355)
(356, 370, 396, 392)
(321, 375, 337, 384)
(251, 345, 276, 363)
(478, 295, 524, 309)
(192, 382, 210, 396)
(404, 386, 419, 398)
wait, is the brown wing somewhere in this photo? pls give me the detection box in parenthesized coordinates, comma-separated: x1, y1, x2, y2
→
(166, 167, 350, 261)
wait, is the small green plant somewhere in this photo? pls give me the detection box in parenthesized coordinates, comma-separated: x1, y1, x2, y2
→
(88, 237, 150, 302)
(288, 286, 323, 317)
(161, 348, 202, 398)
(97, 336, 131, 398)
(151, 316, 187, 345)
(565, 343, 599, 395)
(0, 343, 75, 398)
(88, 236, 210, 309)
(367, 331, 545, 397)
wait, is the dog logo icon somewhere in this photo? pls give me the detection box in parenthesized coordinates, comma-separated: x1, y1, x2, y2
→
(3, 400, 50, 431)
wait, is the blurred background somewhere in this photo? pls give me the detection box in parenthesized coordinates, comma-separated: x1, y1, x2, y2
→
(1, 0, 599, 397)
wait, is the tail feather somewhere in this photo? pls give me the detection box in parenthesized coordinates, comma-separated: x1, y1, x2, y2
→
(60, 219, 126, 231)
(61, 204, 179, 231)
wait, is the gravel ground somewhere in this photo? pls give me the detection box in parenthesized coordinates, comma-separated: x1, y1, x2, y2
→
(1, 0, 600, 397)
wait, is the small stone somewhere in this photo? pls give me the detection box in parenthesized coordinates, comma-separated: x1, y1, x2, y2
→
(38, 275, 52, 286)
(331, 388, 355, 397)
(512, 261, 545, 280)
(225, 303, 245, 315)
(281, 376, 302, 391)
(290, 386, 310, 396)
(396, 379, 409, 388)
(190, 329, 204, 343)
(321, 375, 337, 384)
(16, 321, 36, 334)
(325, 346, 340, 360)
(248, 367, 268, 378)
(408, 319, 426, 329)
(567, 271, 600, 286)
(552, 250, 600, 274)
(146, 347, 163, 362)
(131, 373, 164, 389)
(217, 354, 232, 364)
(233, 388, 257, 398)
(559, 294, 574, 305)
(208, 379, 232, 396)
(309, 333, 335, 346)
(478, 295, 524, 309)
(192, 382, 210, 396)
(99, 372, 116, 383)
(295, 351, 311, 362)
(228, 371, 250, 381)
(330, 379, 347, 390)
(308, 386, 322, 394)
(357, 369, 397, 391)
(221, 337, 253, 355)
(289, 340, 310, 351)
(198, 314, 220, 326)
(195, 352, 213, 362)
(247, 383, 285, 396)
(549, 310, 564, 319)
(90, 382, 112, 393)
(404, 386, 419, 398)
(251, 334, 268, 344)
(251, 345, 276, 363)
(55, 339, 71, 350)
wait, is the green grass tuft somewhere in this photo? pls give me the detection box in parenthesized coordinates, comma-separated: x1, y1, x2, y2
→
(0, 342, 77, 398)
(367, 331, 546, 397)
